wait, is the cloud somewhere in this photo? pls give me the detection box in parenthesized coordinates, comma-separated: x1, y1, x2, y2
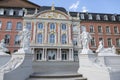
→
(82, 6, 88, 12)
(69, 1, 80, 11)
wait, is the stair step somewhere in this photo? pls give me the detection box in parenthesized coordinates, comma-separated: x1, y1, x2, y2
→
(27, 73, 87, 80)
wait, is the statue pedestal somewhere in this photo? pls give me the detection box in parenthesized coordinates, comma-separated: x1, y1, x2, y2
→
(0, 52, 11, 67)
(78, 51, 120, 80)
(0, 49, 33, 80)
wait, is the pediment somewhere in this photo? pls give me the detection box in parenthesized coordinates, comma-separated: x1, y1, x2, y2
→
(36, 11, 68, 19)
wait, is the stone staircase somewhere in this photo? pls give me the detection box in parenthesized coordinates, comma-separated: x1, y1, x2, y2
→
(28, 72, 87, 80)
(27, 61, 87, 80)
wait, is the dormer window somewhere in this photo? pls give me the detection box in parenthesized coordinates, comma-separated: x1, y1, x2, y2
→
(96, 14, 100, 20)
(80, 14, 85, 19)
(18, 10, 23, 16)
(88, 14, 92, 20)
(9, 9, 14, 16)
(104, 15, 108, 20)
(0, 8, 4, 15)
(111, 15, 116, 21)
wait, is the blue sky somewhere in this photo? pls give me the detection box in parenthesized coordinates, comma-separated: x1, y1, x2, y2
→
(29, 0, 120, 14)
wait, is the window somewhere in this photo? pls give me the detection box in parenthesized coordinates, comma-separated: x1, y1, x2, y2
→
(37, 34, 42, 44)
(62, 51, 67, 60)
(73, 38, 77, 46)
(49, 34, 55, 43)
(0, 21, 2, 29)
(0, 8, 4, 15)
(111, 15, 116, 21)
(91, 37, 96, 47)
(16, 22, 22, 30)
(18, 10, 23, 16)
(61, 24, 66, 30)
(90, 25, 94, 33)
(6, 21, 12, 30)
(107, 38, 112, 47)
(36, 50, 42, 60)
(114, 26, 119, 34)
(88, 14, 92, 20)
(61, 34, 67, 44)
(106, 26, 110, 33)
(26, 22, 31, 30)
(14, 35, 20, 45)
(50, 23, 55, 30)
(116, 38, 120, 47)
(104, 15, 108, 20)
(9, 9, 14, 16)
(98, 26, 102, 33)
(38, 23, 43, 30)
(96, 14, 100, 20)
(80, 14, 85, 19)
(5, 34, 10, 44)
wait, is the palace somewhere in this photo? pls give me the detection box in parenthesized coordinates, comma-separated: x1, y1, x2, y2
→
(0, 0, 120, 61)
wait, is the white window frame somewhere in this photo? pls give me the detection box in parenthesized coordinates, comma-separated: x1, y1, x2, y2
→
(106, 26, 111, 33)
(0, 8, 4, 15)
(88, 14, 93, 20)
(107, 38, 112, 47)
(98, 26, 102, 33)
(80, 14, 85, 19)
(90, 25, 94, 33)
(104, 15, 108, 20)
(9, 9, 14, 16)
(96, 14, 100, 20)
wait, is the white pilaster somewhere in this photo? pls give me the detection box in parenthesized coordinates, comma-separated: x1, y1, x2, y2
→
(58, 23, 60, 44)
(68, 24, 72, 44)
(69, 48, 74, 61)
(33, 21, 37, 43)
(59, 48, 61, 61)
(44, 22, 48, 44)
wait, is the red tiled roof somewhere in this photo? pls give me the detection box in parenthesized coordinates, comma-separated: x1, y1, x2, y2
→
(0, 0, 40, 8)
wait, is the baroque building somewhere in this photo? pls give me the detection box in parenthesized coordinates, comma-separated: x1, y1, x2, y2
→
(0, 0, 120, 61)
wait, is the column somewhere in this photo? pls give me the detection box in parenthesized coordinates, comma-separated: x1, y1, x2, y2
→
(57, 48, 60, 61)
(42, 48, 45, 61)
(31, 48, 35, 61)
(69, 48, 74, 61)
(44, 48, 47, 61)
(71, 48, 74, 61)
(59, 48, 61, 61)
(44, 22, 48, 44)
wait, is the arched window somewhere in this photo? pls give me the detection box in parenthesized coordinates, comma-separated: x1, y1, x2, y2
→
(38, 23, 43, 30)
(111, 15, 116, 21)
(18, 10, 23, 16)
(61, 24, 66, 30)
(96, 14, 100, 20)
(0, 8, 4, 15)
(50, 23, 55, 30)
(9, 9, 14, 15)
(61, 34, 66, 44)
(5, 34, 10, 44)
(16, 22, 22, 30)
(104, 15, 108, 20)
(14, 35, 20, 45)
(37, 34, 42, 44)
(49, 34, 55, 43)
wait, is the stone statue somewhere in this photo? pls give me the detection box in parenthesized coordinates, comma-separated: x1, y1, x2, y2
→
(96, 40, 104, 53)
(80, 31, 92, 49)
(0, 39, 9, 52)
(19, 26, 31, 50)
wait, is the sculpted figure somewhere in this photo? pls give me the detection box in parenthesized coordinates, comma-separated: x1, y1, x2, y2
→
(80, 31, 92, 49)
(0, 39, 9, 52)
(96, 40, 104, 53)
(19, 26, 31, 50)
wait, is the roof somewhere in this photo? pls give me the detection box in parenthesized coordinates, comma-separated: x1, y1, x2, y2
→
(38, 6, 67, 14)
(0, 0, 40, 8)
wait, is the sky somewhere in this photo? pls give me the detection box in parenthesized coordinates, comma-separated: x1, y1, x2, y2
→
(29, 0, 120, 14)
